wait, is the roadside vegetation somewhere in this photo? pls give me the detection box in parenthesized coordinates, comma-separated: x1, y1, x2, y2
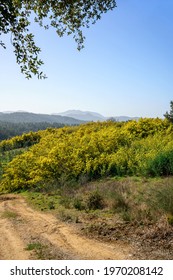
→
(20, 176, 173, 227)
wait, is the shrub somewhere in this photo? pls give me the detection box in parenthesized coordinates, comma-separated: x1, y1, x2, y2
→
(59, 196, 72, 209)
(111, 192, 130, 213)
(57, 208, 79, 223)
(73, 197, 86, 210)
(167, 214, 173, 226)
(48, 201, 55, 210)
(146, 150, 173, 176)
(86, 190, 105, 210)
(153, 183, 173, 215)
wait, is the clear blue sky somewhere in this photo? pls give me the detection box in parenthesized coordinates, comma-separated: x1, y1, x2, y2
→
(0, 0, 173, 118)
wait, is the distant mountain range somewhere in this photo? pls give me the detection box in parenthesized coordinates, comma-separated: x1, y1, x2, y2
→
(0, 110, 139, 123)
(108, 116, 139, 122)
(54, 110, 139, 122)
(0, 112, 84, 125)
(54, 110, 106, 121)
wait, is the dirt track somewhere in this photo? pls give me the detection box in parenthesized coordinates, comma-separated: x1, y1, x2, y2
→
(0, 194, 132, 260)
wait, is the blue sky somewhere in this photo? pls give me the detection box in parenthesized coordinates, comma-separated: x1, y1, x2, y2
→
(0, 0, 173, 118)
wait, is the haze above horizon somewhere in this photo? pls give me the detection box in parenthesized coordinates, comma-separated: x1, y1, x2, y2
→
(0, 0, 173, 118)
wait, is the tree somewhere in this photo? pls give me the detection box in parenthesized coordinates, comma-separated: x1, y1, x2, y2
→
(164, 101, 173, 123)
(0, 0, 116, 79)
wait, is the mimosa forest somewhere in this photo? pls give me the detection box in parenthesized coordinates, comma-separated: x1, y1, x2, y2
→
(0, 117, 173, 193)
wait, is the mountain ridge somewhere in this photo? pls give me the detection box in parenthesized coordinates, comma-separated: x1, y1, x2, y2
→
(0, 110, 139, 123)
(53, 110, 139, 122)
(0, 112, 84, 125)
(53, 110, 106, 121)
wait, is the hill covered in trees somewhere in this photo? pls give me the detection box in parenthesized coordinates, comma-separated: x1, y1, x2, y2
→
(0, 112, 86, 140)
(0, 121, 66, 140)
(0, 112, 84, 124)
(0, 118, 172, 193)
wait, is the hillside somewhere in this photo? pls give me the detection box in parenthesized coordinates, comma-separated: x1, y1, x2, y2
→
(0, 121, 65, 140)
(0, 118, 173, 260)
(0, 110, 140, 123)
(0, 112, 84, 125)
(0, 118, 172, 192)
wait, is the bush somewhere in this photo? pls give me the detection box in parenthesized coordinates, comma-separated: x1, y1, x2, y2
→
(154, 183, 173, 215)
(73, 197, 86, 210)
(59, 196, 72, 209)
(111, 193, 130, 213)
(146, 150, 173, 176)
(167, 214, 173, 226)
(86, 190, 105, 210)
(48, 201, 55, 210)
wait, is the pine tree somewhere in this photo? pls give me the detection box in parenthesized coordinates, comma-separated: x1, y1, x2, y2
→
(164, 101, 173, 123)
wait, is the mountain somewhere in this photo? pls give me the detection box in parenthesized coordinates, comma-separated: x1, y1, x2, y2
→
(0, 111, 140, 124)
(54, 110, 106, 121)
(55, 110, 139, 122)
(0, 112, 84, 125)
(108, 116, 139, 122)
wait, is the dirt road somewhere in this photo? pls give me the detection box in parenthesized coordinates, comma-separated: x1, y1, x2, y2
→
(0, 194, 131, 260)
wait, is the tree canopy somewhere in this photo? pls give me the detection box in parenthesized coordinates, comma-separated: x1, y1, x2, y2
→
(164, 101, 173, 123)
(0, 0, 116, 79)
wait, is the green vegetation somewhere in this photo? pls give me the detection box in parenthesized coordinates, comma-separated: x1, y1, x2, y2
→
(0, 130, 44, 179)
(1, 210, 18, 219)
(21, 191, 61, 211)
(1, 0, 116, 78)
(25, 242, 49, 259)
(0, 121, 65, 140)
(0, 117, 173, 230)
(164, 100, 173, 123)
(58, 176, 173, 226)
(21, 176, 173, 229)
(25, 242, 43, 251)
(0, 118, 172, 193)
(0, 148, 26, 179)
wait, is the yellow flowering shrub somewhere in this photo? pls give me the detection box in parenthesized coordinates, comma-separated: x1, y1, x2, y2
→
(0, 119, 173, 192)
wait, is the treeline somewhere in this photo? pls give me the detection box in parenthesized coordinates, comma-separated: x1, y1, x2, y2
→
(0, 121, 65, 140)
(0, 118, 173, 192)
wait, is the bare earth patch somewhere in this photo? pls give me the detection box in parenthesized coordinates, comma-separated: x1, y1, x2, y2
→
(0, 194, 131, 260)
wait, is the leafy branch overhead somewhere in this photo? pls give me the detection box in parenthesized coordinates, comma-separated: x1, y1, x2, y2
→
(0, 0, 116, 79)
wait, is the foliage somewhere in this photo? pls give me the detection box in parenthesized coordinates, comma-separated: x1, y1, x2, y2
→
(0, 121, 64, 140)
(164, 100, 173, 123)
(1, 210, 18, 219)
(22, 177, 173, 228)
(0, 129, 44, 180)
(0, 118, 173, 193)
(25, 242, 43, 251)
(0, 130, 42, 152)
(152, 183, 173, 215)
(145, 150, 173, 176)
(73, 196, 85, 210)
(0, 148, 25, 179)
(0, 0, 116, 78)
(86, 189, 105, 210)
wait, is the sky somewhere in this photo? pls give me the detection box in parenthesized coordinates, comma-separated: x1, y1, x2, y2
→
(0, 0, 173, 118)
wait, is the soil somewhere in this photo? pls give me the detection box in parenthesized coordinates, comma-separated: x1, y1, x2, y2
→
(0, 194, 131, 260)
(0, 194, 173, 260)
